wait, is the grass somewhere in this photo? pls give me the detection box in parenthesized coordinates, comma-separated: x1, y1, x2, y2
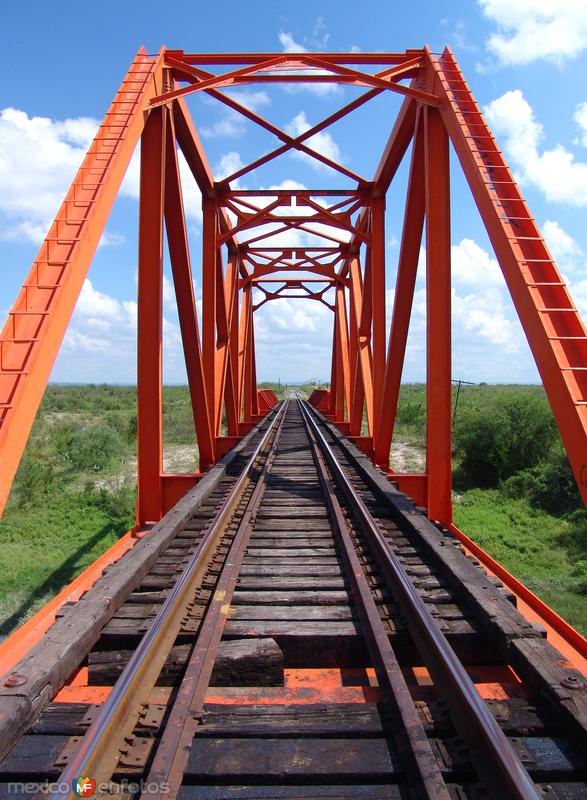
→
(0, 381, 585, 640)
(0, 489, 133, 636)
(0, 382, 324, 638)
(454, 490, 587, 635)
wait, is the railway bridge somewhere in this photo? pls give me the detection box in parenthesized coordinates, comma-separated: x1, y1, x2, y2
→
(0, 48, 585, 798)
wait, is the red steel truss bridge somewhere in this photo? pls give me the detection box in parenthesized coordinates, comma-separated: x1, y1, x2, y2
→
(0, 47, 585, 799)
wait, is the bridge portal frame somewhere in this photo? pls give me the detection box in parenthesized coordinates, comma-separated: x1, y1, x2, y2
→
(1, 46, 586, 528)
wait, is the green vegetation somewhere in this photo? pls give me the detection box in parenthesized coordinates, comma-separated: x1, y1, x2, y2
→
(454, 491, 587, 633)
(393, 383, 587, 633)
(0, 382, 323, 637)
(0, 381, 585, 638)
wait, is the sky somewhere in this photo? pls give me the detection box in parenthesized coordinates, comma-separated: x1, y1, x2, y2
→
(1, 0, 587, 385)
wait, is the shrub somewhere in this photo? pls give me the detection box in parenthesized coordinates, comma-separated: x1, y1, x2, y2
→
(454, 393, 556, 487)
(66, 424, 122, 472)
(87, 480, 136, 529)
(501, 446, 581, 515)
(395, 400, 425, 430)
(13, 456, 55, 507)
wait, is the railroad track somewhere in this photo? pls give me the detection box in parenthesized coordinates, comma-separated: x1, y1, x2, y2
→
(0, 398, 585, 798)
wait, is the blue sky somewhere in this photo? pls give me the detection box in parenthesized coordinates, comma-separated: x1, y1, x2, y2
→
(1, 0, 587, 384)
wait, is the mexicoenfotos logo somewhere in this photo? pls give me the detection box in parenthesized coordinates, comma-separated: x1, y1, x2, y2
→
(72, 777, 96, 797)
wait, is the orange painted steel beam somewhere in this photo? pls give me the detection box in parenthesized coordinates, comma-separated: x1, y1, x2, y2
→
(137, 105, 166, 524)
(172, 99, 238, 251)
(249, 314, 259, 419)
(335, 283, 352, 419)
(178, 51, 424, 65)
(375, 110, 425, 467)
(429, 46, 587, 509)
(214, 253, 239, 437)
(370, 195, 386, 446)
(332, 305, 344, 420)
(0, 48, 164, 516)
(164, 113, 215, 467)
(424, 105, 453, 524)
(202, 196, 218, 429)
(223, 256, 241, 437)
(350, 256, 374, 436)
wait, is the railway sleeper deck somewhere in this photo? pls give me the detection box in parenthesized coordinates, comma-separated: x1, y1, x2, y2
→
(0, 399, 584, 798)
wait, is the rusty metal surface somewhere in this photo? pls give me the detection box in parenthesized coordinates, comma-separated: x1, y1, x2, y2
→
(143, 398, 290, 798)
(48, 402, 286, 799)
(299, 399, 450, 800)
(300, 398, 540, 800)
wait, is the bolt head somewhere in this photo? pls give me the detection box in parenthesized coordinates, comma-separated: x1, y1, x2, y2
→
(4, 672, 27, 687)
(561, 675, 584, 690)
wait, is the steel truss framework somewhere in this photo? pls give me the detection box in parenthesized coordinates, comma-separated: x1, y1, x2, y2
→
(1, 46, 587, 526)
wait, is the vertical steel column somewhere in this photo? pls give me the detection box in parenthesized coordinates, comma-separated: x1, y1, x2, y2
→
(163, 114, 214, 468)
(202, 197, 217, 431)
(223, 254, 240, 436)
(350, 256, 373, 435)
(137, 107, 166, 523)
(241, 288, 255, 423)
(249, 306, 259, 417)
(424, 107, 452, 523)
(371, 196, 386, 440)
(348, 265, 360, 430)
(335, 305, 346, 421)
(335, 282, 352, 421)
(374, 114, 425, 466)
(329, 312, 339, 418)
(238, 283, 251, 423)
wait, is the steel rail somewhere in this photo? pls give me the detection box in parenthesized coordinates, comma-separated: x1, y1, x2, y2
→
(49, 401, 287, 799)
(298, 398, 450, 799)
(300, 399, 541, 800)
(142, 397, 290, 799)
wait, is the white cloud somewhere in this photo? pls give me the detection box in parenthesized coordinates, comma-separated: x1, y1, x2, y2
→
(279, 18, 331, 53)
(201, 117, 246, 139)
(453, 288, 521, 351)
(449, 20, 480, 53)
(215, 151, 246, 183)
(278, 32, 306, 53)
(391, 242, 533, 380)
(568, 278, 587, 318)
(119, 146, 202, 224)
(451, 238, 504, 287)
(254, 295, 333, 382)
(178, 152, 203, 222)
(478, 0, 587, 67)
(0, 107, 155, 245)
(74, 279, 126, 323)
(201, 90, 270, 139)
(224, 90, 271, 113)
(542, 219, 584, 271)
(540, 220, 587, 319)
(99, 231, 126, 248)
(574, 101, 587, 147)
(484, 90, 587, 206)
(286, 111, 343, 171)
(53, 278, 186, 383)
(0, 107, 97, 241)
(277, 27, 340, 97)
(163, 274, 177, 310)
